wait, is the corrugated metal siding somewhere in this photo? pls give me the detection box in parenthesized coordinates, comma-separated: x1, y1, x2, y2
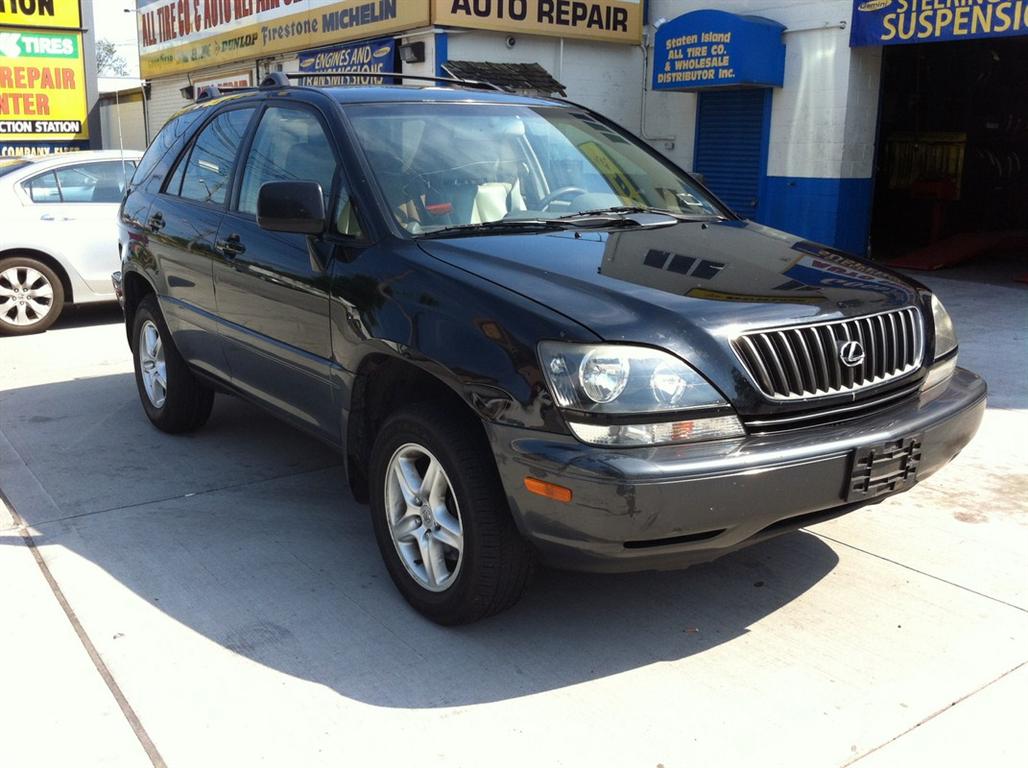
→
(147, 75, 192, 141)
(146, 61, 261, 141)
(694, 89, 768, 220)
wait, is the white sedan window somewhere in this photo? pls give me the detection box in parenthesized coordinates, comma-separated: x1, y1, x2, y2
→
(22, 160, 136, 204)
(25, 171, 61, 203)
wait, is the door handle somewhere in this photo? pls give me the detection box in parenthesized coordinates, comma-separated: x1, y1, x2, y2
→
(147, 212, 165, 232)
(40, 213, 55, 221)
(216, 233, 246, 257)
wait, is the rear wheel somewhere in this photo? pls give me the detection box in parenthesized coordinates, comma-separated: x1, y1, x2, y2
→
(369, 404, 534, 625)
(0, 256, 64, 335)
(131, 295, 214, 433)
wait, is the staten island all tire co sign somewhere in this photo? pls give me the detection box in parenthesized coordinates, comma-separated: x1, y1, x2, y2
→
(0, 0, 90, 157)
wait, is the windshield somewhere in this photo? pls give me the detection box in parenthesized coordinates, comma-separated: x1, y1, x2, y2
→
(345, 102, 725, 235)
(0, 158, 32, 178)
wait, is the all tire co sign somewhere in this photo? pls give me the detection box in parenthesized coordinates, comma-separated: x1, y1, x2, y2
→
(0, 0, 89, 156)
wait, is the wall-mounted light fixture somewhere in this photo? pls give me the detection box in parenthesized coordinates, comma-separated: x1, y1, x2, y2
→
(399, 41, 426, 64)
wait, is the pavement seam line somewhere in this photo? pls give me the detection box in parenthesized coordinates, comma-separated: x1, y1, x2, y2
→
(843, 659, 1028, 767)
(24, 462, 343, 529)
(0, 489, 168, 768)
(808, 529, 1028, 614)
(0, 427, 66, 526)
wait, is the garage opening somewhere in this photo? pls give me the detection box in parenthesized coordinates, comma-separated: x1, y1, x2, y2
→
(870, 36, 1028, 281)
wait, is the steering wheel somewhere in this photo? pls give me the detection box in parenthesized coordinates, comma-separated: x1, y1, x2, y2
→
(538, 186, 587, 210)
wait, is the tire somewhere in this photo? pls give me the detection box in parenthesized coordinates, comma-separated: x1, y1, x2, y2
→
(0, 256, 65, 335)
(131, 294, 214, 433)
(369, 403, 535, 625)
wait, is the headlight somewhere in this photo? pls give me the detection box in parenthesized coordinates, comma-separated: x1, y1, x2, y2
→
(539, 342, 745, 446)
(931, 294, 958, 359)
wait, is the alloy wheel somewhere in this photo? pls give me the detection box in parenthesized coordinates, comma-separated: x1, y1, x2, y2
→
(139, 320, 168, 408)
(0, 266, 54, 327)
(384, 443, 465, 592)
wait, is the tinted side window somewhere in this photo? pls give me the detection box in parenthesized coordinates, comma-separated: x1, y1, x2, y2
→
(164, 152, 187, 197)
(131, 108, 206, 186)
(54, 161, 136, 203)
(179, 108, 254, 205)
(237, 106, 337, 215)
(24, 171, 61, 203)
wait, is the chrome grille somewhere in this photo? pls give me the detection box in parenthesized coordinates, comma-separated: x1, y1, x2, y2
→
(733, 307, 924, 400)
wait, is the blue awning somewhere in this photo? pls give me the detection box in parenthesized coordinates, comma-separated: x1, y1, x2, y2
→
(652, 10, 785, 91)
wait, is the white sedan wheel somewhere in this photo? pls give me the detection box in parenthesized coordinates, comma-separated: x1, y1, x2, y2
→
(0, 266, 55, 328)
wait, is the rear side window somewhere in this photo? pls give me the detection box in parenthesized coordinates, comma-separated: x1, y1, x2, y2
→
(131, 109, 206, 186)
(176, 108, 255, 205)
(55, 161, 136, 202)
(23, 160, 136, 203)
(25, 171, 61, 203)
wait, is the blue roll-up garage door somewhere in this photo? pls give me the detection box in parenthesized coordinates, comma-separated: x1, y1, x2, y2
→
(694, 89, 771, 221)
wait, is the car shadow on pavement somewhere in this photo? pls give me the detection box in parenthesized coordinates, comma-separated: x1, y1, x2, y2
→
(0, 373, 840, 709)
(50, 303, 125, 331)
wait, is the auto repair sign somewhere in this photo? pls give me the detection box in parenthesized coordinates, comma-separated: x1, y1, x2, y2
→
(0, 28, 89, 142)
(434, 0, 643, 43)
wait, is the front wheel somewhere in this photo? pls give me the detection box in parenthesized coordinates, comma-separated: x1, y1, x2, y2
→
(131, 295, 214, 433)
(369, 404, 534, 625)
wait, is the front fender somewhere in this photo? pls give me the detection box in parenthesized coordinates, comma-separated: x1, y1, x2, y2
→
(329, 242, 598, 432)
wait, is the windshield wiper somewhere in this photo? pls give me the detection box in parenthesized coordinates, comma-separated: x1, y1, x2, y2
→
(418, 219, 568, 239)
(418, 215, 659, 238)
(560, 206, 728, 222)
(418, 207, 716, 239)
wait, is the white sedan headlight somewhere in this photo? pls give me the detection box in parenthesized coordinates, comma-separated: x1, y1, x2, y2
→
(539, 342, 745, 446)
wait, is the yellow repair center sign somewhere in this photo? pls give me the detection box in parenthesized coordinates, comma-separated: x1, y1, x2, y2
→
(0, 28, 88, 141)
(0, 0, 82, 31)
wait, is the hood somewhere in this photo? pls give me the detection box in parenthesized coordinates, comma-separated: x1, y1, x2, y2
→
(418, 219, 924, 411)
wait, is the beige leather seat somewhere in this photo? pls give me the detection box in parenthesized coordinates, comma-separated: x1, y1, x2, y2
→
(470, 178, 526, 223)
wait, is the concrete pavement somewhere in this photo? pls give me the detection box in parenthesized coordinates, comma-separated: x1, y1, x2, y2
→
(1, 278, 1025, 767)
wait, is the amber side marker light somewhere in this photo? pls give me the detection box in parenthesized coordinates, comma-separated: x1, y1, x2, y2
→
(524, 477, 573, 503)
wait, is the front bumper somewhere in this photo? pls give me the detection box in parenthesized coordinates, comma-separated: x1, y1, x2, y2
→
(487, 368, 986, 572)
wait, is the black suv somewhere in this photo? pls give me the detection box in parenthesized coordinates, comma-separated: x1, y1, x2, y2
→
(116, 74, 986, 624)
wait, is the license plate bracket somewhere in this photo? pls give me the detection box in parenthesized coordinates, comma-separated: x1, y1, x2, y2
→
(847, 435, 923, 502)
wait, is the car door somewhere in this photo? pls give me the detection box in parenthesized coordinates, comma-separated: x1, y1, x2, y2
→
(213, 103, 347, 438)
(21, 159, 135, 299)
(145, 106, 257, 377)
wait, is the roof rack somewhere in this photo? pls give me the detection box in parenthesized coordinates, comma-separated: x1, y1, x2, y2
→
(267, 71, 506, 92)
(186, 83, 257, 102)
(187, 71, 506, 103)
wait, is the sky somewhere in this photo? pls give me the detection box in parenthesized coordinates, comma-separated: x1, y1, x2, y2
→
(90, 0, 142, 78)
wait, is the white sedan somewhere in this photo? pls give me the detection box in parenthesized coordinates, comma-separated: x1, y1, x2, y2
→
(0, 150, 142, 334)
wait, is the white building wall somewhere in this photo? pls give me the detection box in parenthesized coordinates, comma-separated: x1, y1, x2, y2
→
(445, 1, 881, 179)
(446, 31, 679, 164)
(99, 93, 147, 152)
(645, 0, 881, 181)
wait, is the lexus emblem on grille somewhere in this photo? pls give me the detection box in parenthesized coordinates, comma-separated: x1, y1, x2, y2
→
(837, 340, 865, 368)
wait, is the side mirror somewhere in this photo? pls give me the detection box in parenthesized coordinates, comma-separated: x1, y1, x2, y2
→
(256, 180, 326, 235)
